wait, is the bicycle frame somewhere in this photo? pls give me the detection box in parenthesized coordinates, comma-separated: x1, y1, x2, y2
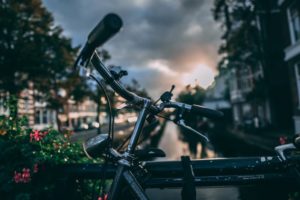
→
(107, 99, 152, 200)
(72, 14, 300, 199)
(89, 53, 300, 200)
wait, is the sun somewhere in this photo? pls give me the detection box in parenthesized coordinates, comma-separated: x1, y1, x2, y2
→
(181, 64, 216, 89)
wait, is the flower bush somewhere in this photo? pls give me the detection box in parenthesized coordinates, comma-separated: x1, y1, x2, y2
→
(0, 97, 91, 199)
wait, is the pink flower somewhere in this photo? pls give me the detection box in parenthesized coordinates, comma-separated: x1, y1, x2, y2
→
(13, 171, 23, 183)
(13, 168, 31, 183)
(33, 164, 38, 173)
(98, 194, 108, 200)
(22, 168, 31, 183)
(279, 136, 287, 145)
(42, 131, 49, 136)
(30, 130, 44, 142)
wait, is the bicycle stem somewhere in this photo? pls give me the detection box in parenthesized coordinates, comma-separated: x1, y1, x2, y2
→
(126, 99, 151, 154)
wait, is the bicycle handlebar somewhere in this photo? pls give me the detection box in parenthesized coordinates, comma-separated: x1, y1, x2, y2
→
(91, 52, 161, 114)
(162, 102, 223, 119)
(88, 13, 122, 47)
(191, 104, 224, 119)
(80, 13, 123, 63)
(91, 53, 143, 103)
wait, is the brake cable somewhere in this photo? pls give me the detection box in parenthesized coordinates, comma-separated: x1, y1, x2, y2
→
(115, 110, 173, 151)
(156, 113, 173, 121)
(89, 74, 114, 141)
(89, 73, 114, 199)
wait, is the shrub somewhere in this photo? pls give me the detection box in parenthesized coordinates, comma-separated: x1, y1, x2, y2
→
(0, 96, 90, 199)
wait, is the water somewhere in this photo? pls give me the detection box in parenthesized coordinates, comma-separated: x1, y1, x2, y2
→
(148, 122, 297, 200)
(146, 122, 240, 200)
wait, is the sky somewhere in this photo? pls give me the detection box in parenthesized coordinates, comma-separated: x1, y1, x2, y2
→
(43, 0, 222, 98)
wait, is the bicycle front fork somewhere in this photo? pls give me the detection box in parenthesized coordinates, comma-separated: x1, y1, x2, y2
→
(107, 165, 149, 200)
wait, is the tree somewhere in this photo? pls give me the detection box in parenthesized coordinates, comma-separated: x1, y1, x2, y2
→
(0, 0, 91, 130)
(212, 0, 261, 71)
(177, 84, 207, 157)
(212, 0, 272, 128)
(0, 0, 77, 94)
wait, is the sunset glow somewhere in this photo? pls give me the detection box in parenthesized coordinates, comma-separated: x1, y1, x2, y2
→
(182, 64, 216, 89)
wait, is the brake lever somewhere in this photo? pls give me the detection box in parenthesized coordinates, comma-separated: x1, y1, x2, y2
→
(275, 143, 296, 161)
(176, 119, 209, 142)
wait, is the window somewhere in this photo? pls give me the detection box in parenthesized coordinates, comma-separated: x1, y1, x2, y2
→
(0, 98, 3, 113)
(24, 97, 29, 112)
(35, 110, 40, 124)
(50, 111, 55, 124)
(288, 1, 300, 44)
(238, 67, 253, 93)
(42, 110, 47, 124)
(294, 62, 300, 107)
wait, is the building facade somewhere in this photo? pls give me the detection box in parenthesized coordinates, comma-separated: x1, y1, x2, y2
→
(229, 63, 271, 129)
(204, 69, 231, 110)
(219, 0, 294, 131)
(0, 89, 101, 131)
(278, 0, 300, 133)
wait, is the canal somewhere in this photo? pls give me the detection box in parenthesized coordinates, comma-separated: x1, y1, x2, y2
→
(73, 121, 296, 199)
(146, 122, 239, 200)
(145, 122, 294, 200)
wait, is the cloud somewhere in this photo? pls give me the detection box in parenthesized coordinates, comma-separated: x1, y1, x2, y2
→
(181, 0, 205, 11)
(182, 64, 215, 88)
(185, 24, 203, 37)
(122, 66, 180, 99)
(43, 0, 221, 97)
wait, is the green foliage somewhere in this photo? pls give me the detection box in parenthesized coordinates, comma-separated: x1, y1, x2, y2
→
(177, 84, 206, 129)
(290, 192, 300, 200)
(177, 85, 207, 156)
(0, 0, 92, 132)
(0, 0, 75, 94)
(212, 0, 261, 71)
(0, 97, 90, 199)
(177, 84, 206, 106)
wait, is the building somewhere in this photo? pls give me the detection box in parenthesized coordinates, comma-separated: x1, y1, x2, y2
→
(203, 69, 231, 110)
(59, 98, 102, 130)
(203, 69, 232, 123)
(278, 0, 300, 133)
(216, 0, 294, 131)
(229, 63, 271, 129)
(0, 89, 102, 131)
(255, 0, 294, 131)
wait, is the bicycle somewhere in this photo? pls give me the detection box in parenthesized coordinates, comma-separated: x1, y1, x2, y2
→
(70, 13, 300, 200)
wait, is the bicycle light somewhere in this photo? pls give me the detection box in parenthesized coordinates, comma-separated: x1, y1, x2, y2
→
(83, 134, 110, 158)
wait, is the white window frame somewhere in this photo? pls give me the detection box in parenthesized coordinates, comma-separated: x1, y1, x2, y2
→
(294, 62, 300, 108)
(287, 1, 300, 45)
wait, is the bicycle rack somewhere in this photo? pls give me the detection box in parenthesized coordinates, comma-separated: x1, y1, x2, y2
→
(181, 156, 196, 200)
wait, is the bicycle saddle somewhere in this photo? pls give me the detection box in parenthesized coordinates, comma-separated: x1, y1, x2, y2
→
(135, 148, 166, 161)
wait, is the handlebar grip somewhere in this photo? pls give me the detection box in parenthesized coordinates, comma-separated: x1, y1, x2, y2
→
(191, 105, 224, 119)
(80, 13, 123, 63)
(87, 13, 123, 47)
